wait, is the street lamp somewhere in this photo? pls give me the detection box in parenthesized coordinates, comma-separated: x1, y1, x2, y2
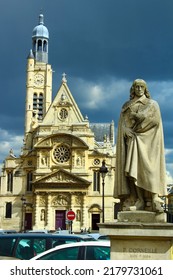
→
(99, 160, 108, 223)
(21, 195, 26, 232)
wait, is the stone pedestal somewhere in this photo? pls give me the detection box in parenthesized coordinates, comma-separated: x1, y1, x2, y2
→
(98, 211, 173, 260)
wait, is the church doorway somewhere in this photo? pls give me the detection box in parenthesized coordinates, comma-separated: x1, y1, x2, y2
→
(55, 210, 66, 230)
(25, 213, 32, 230)
(91, 214, 100, 231)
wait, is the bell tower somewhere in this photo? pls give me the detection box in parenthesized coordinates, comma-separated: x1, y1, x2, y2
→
(32, 13, 49, 64)
(25, 14, 52, 140)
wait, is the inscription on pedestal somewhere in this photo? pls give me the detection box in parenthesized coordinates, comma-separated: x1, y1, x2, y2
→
(122, 247, 157, 260)
(111, 240, 171, 260)
(123, 247, 157, 253)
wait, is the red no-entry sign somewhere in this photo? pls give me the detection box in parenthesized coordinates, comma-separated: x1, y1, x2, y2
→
(66, 210, 76, 221)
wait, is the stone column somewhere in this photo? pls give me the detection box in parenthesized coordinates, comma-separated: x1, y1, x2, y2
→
(33, 193, 39, 229)
(82, 193, 88, 230)
(46, 193, 51, 229)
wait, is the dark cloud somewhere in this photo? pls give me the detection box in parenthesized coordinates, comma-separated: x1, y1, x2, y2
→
(47, 0, 173, 81)
(0, 0, 173, 178)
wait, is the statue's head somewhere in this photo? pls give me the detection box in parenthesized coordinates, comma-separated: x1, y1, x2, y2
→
(130, 79, 151, 99)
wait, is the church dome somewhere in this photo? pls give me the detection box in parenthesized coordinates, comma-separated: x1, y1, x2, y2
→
(32, 14, 49, 39)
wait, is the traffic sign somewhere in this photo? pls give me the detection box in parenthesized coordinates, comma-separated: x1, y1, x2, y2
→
(66, 210, 76, 221)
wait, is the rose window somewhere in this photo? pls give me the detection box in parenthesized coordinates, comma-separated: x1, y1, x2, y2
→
(94, 158, 100, 165)
(53, 145, 70, 163)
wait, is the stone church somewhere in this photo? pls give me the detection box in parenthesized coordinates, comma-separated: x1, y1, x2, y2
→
(0, 14, 117, 232)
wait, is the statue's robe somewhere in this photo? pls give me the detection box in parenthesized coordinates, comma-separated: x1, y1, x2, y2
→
(114, 95, 167, 199)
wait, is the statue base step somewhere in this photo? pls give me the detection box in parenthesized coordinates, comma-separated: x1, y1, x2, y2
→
(118, 210, 166, 223)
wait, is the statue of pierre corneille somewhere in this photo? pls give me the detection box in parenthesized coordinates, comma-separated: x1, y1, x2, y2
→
(114, 79, 167, 212)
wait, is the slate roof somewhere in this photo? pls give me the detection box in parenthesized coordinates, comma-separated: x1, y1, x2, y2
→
(90, 122, 114, 143)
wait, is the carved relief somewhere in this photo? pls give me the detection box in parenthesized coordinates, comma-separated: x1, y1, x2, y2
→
(52, 194, 70, 206)
(34, 170, 89, 185)
(39, 196, 46, 206)
(45, 172, 76, 183)
(75, 195, 82, 205)
(72, 151, 85, 168)
(58, 108, 68, 121)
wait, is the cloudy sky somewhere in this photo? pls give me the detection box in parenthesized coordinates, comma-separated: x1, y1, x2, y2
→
(0, 0, 173, 183)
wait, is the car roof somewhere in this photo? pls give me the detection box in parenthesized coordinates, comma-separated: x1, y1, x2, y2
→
(30, 241, 110, 260)
(27, 230, 49, 233)
(0, 229, 17, 234)
(0, 233, 94, 239)
(87, 233, 109, 239)
(52, 233, 95, 239)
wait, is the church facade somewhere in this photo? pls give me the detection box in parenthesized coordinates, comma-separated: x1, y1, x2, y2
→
(0, 14, 117, 232)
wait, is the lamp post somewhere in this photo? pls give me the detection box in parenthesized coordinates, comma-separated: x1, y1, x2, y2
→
(21, 195, 26, 232)
(99, 160, 108, 223)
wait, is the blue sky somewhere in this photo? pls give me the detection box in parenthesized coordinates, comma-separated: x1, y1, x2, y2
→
(0, 0, 173, 182)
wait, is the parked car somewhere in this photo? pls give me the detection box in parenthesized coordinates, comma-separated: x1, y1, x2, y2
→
(31, 241, 110, 260)
(0, 233, 95, 260)
(26, 229, 49, 234)
(0, 229, 17, 234)
(86, 233, 109, 240)
(53, 230, 70, 234)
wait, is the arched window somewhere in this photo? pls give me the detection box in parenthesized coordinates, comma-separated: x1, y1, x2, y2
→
(33, 93, 43, 119)
(38, 93, 43, 119)
(93, 171, 100, 192)
(43, 40, 47, 52)
(33, 93, 37, 110)
(7, 171, 13, 192)
(5, 202, 12, 218)
(38, 40, 42, 51)
(39, 93, 43, 101)
(27, 172, 33, 192)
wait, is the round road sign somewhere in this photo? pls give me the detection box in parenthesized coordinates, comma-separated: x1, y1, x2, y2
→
(66, 210, 76, 221)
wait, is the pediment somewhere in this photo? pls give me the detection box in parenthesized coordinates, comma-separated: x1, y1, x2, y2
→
(33, 169, 90, 186)
(42, 82, 85, 125)
(34, 133, 88, 149)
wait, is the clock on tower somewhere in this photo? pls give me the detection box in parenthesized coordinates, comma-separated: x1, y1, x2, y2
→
(34, 74, 44, 86)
